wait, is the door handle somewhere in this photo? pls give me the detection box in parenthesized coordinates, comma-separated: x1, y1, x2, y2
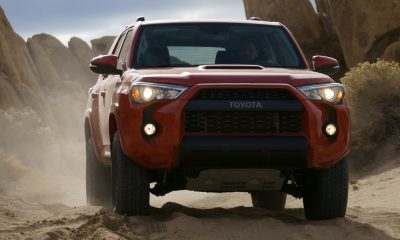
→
(101, 91, 106, 97)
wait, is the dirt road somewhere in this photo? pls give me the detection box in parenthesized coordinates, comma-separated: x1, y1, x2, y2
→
(0, 167, 399, 240)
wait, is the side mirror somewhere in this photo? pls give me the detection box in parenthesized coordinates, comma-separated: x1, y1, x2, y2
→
(312, 55, 339, 76)
(89, 55, 122, 75)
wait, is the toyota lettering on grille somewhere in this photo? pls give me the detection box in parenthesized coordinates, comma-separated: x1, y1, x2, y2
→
(229, 101, 263, 109)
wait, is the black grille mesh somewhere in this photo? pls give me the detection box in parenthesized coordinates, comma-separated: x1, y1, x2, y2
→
(186, 89, 302, 134)
(185, 111, 302, 133)
(194, 89, 294, 100)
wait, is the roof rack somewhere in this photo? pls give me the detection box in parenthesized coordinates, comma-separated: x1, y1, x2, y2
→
(136, 16, 145, 22)
(249, 17, 262, 21)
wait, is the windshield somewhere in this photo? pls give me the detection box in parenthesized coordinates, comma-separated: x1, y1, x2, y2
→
(133, 23, 305, 69)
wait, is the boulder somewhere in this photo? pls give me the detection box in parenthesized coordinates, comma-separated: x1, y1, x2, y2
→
(0, 7, 51, 115)
(243, 0, 322, 55)
(91, 36, 115, 56)
(27, 38, 62, 88)
(383, 41, 400, 63)
(0, 74, 23, 109)
(27, 34, 95, 138)
(243, 0, 347, 75)
(315, 0, 335, 37)
(29, 33, 93, 93)
(319, 0, 400, 67)
(68, 37, 97, 80)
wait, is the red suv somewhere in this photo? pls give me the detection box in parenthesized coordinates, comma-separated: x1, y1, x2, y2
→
(85, 18, 350, 220)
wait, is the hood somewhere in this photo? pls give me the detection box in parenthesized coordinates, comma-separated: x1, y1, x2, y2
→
(132, 66, 333, 87)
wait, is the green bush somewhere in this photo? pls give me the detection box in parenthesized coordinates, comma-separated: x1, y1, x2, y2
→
(341, 60, 400, 174)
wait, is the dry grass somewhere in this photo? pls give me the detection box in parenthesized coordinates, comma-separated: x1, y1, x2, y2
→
(341, 60, 400, 175)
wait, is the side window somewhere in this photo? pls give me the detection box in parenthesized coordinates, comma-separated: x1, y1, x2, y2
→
(112, 33, 126, 55)
(117, 30, 134, 69)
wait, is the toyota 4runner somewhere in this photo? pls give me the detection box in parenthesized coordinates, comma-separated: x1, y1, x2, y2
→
(85, 18, 350, 220)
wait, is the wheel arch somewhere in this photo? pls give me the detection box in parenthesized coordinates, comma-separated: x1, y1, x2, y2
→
(85, 118, 91, 141)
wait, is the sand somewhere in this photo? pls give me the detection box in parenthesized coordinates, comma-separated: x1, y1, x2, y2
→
(0, 167, 399, 240)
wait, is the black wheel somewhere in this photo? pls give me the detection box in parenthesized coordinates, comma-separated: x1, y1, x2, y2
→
(112, 132, 150, 215)
(303, 158, 349, 220)
(86, 136, 112, 208)
(251, 191, 287, 211)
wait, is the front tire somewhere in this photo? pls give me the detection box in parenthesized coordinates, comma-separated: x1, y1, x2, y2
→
(86, 136, 112, 208)
(303, 158, 349, 220)
(112, 132, 150, 215)
(251, 191, 287, 211)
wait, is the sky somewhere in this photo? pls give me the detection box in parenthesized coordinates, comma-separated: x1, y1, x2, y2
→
(0, 0, 316, 46)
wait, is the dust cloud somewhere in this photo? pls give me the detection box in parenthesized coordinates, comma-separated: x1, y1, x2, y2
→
(0, 94, 87, 206)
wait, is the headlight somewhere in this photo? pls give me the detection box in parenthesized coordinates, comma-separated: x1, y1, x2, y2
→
(298, 83, 345, 104)
(130, 82, 188, 103)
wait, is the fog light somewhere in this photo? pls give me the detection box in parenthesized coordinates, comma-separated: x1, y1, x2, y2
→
(325, 123, 337, 136)
(143, 123, 157, 136)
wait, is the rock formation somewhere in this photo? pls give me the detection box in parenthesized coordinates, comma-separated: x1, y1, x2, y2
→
(69, 37, 94, 67)
(316, 0, 400, 67)
(243, 0, 321, 54)
(91, 36, 115, 56)
(383, 42, 400, 63)
(0, 6, 101, 138)
(69, 37, 98, 80)
(28, 34, 94, 93)
(27, 37, 63, 89)
(0, 7, 52, 117)
(0, 74, 24, 109)
(244, 0, 399, 71)
(243, 0, 347, 75)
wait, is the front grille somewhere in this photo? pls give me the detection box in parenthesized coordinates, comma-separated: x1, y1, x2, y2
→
(194, 89, 294, 100)
(185, 111, 302, 133)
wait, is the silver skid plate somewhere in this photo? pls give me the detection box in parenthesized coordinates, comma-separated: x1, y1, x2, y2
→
(186, 169, 284, 192)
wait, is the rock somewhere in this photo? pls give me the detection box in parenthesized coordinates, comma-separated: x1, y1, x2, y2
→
(68, 37, 97, 79)
(243, 0, 322, 55)
(27, 38, 63, 88)
(383, 41, 400, 63)
(1, 6, 98, 134)
(27, 34, 95, 139)
(320, 0, 400, 67)
(315, 0, 335, 37)
(91, 36, 115, 56)
(243, 0, 347, 76)
(0, 7, 51, 116)
(29, 33, 93, 93)
(0, 74, 23, 109)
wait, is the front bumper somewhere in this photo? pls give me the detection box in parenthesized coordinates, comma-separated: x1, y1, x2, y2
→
(180, 136, 308, 169)
(116, 83, 350, 170)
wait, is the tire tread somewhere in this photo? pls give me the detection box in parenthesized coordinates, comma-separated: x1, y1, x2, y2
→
(112, 133, 149, 215)
(303, 158, 349, 220)
(86, 136, 112, 208)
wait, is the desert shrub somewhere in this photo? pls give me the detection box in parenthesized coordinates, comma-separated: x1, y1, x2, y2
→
(341, 60, 400, 174)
